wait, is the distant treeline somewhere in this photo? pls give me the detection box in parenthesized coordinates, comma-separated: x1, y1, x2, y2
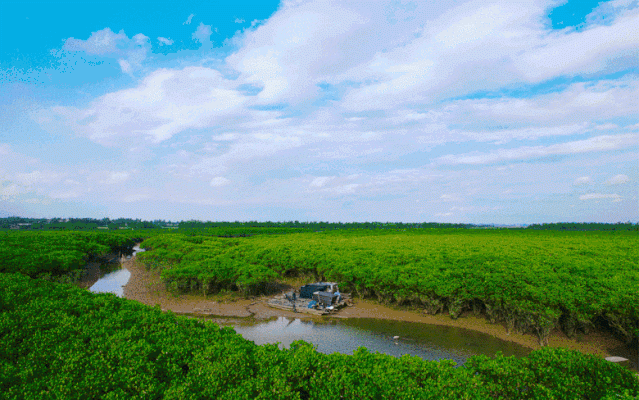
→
(3, 216, 637, 232)
(1, 217, 474, 231)
(176, 220, 475, 230)
(527, 222, 639, 231)
(0, 217, 165, 230)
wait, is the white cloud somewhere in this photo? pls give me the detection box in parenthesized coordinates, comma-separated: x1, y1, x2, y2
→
(62, 28, 151, 74)
(189, 131, 305, 177)
(0, 182, 22, 199)
(437, 134, 639, 165)
(118, 60, 132, 74)
(10, 0, 639, 224)
(514, 9, 639, 82)
(124, 194, 150, 202)
(99, 171, 130, 185)
(579, 193, 622, 202)
(158, 37, 174, 46)
(574, 176, 592, 185)
(607, 174, 630, 185)
(184, 14, 195, 25)
(453, 78, 639, 127)
(226, 1, 371, 104)
(39, 67, 246, 144)
(595, 123, 619, 130)
(210, 177, 230, 187)
(14, 170, 64, 186)
(440, 194, 461, 202)
(233, 0, 636, 112)
(235, 18, 245, 24)
(457, 123, 588, 144)
(1, 168, 88, 203)
(49, 189, 81, 199)
(211, 133, 237, 141)
(335, 2, 545, 110)
(63, 28, 127, 55)
(193, 22, 213, 50)
(322, 183, 360, 195)
(310, 176, 333, 188)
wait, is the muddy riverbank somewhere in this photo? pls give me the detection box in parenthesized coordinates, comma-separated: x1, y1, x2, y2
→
(119, 256, 636, 369)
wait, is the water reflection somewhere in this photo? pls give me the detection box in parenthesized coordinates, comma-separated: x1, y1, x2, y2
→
(125, 245, 145, 260)
(223, 316, 531, 366)
(89, 268, 131, 297)
(89, 244, 143, 297)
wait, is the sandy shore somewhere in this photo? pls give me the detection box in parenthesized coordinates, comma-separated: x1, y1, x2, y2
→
(121, 256, 636, 367)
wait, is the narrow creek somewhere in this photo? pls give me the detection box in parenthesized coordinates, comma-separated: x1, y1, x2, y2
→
(88, 245, 144, 297)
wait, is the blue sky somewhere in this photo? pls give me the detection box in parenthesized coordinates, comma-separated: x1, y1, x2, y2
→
(1, 0, 637, 223)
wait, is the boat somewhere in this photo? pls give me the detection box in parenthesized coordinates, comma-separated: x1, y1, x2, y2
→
(267, 282, 351, 315)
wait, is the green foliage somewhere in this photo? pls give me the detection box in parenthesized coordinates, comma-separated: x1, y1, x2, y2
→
(527, 222, 638, 232)
(0, 231, 137, 281)
(2, 273, 638, 399)
(1, 216, 477, 232)
(466, 347, 639, 399)
(138, 229, 639, 344)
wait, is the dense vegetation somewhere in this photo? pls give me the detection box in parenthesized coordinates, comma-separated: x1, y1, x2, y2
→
(0, 227, 296, 284)
(138, 229, 639, 346)
(1, 223, 638, 397)
(1, 272, 637, 399)
(0, 231, 138, 283)
(1, 216, 478, 231)
(0, 217, 166, 230)
(527, 222, 638, 231)
(4, 225, 635, 347)
(5, 215, 636, 232)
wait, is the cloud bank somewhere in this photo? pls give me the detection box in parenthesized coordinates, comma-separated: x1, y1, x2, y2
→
(4, 0, 637, 223)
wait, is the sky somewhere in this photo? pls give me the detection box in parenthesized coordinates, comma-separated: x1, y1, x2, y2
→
(0, 0, 637, 224)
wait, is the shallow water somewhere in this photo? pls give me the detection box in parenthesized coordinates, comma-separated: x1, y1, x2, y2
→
(89, 268, 131, 297)
(215, 316, 532, 365)
(125, 245, 145, 260)
(89, 245, 144, 297)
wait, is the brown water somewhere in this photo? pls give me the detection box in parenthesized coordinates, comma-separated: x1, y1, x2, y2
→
(209, 315, 532, 366)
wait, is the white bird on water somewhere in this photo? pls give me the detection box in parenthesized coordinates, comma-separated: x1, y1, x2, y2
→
(605, 356, 628, 363)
